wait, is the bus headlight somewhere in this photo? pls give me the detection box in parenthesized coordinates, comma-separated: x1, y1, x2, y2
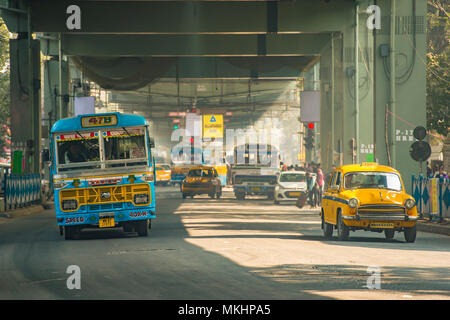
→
(134, 193, 149, 204)
(54, 181, 67, 189)
(405, 198, 415, 210)
(348, 198, 359, 208)
(62, 199, 78, 211)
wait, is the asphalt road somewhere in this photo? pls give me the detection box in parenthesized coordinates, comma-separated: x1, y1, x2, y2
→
(0, 185, 449, 300)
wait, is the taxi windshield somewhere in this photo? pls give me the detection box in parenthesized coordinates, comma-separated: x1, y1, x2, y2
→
(279, 173, 306, 182)
(188, 169, 213, 177)
(343, 172, 402, 191)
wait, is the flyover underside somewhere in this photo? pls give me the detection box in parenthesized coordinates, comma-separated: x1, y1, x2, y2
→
(1, 0, 427, 193)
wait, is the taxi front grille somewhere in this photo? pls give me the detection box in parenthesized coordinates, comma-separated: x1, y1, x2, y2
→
(60, 183, 150, 207)
(358, 204, 405, 215)
(358, 204, 405, 210)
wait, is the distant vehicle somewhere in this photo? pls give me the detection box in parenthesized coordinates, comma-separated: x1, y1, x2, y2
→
(230, 143, 279, 200)
(171, 145, 203, 185)
(321, 163, 418, 242)
(274, 171, 307, 204)
(170, 144, 227, 186)
(155, 164, 171, 185)
(47, 112, 156, 240)
(181, 166, 222, 199)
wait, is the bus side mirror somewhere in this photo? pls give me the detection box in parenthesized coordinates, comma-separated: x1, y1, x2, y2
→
(149, 138, 155, 148)
(42, 149, 50, 162)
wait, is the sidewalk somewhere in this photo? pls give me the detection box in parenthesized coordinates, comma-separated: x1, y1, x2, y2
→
(0, 200, 54, 220)
(0, 204, 46, 219)
(416, 218, 450, 236)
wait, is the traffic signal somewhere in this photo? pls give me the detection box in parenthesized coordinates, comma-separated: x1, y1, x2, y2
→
(173, 124, 179, 130)
(303, 127, 315, 150)
(410, 126, 431, 162)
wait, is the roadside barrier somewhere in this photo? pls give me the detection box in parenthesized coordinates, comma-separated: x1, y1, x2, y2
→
(411, 175, 449, 221)
(1, 173, 41, 211)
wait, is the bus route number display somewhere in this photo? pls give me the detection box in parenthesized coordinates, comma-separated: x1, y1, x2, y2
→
(81, 115, 117, 128)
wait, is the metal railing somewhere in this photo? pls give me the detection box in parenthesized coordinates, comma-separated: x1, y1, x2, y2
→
(1, 173, 41, 211)
(411, 175, 449, 221)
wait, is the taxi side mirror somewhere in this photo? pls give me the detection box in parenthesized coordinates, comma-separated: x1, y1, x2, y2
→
(330, 185, 339, 191)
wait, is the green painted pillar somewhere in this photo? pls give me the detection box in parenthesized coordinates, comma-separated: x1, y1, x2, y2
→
(9, 37, 40, 174)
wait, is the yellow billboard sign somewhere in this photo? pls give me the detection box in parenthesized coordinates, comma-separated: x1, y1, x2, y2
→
(202, 114, 223, 138)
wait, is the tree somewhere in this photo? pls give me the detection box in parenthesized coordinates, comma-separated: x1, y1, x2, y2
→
(0, 17, 10, 160)
(426, 0, 449, 137)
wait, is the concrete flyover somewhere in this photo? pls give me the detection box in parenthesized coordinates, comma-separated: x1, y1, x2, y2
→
(0, 0, 427, 192)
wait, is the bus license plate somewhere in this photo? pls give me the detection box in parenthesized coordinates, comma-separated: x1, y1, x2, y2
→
(371, 222, 394, 229)
(99, 218, 115, 228)
(251, 187, 260, 191)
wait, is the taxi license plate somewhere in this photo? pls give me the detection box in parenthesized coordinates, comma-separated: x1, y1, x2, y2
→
(251, 187, 260, 191)
(290, 192, 301, 197)
(99, 217, 115, 228)
(371, 222, 394, 229)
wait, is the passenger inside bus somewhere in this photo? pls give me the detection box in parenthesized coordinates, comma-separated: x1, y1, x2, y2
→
(64, 143, 87, 163)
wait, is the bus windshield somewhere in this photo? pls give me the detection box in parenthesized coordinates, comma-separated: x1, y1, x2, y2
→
(103, 127, 147, 168)
(55, 126, 148, 172)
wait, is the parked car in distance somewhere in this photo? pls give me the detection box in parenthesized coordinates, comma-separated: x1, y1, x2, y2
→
(155, 164, 171, 185)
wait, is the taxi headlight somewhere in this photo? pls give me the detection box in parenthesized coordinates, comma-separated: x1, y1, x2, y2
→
(348, 198, 359, 208)
(405, 198, 415, 210)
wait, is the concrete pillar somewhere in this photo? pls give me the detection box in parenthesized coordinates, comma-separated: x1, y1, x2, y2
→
(9, 37, 40, 174)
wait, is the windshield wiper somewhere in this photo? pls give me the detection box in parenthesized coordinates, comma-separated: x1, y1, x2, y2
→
(122, 127, 131, 137)
(76, 130, 95, 145)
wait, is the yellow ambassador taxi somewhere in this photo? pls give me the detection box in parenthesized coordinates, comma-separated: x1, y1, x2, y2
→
(321, 163, 418, 242)
(155, 164, 171, 185)
(181, 166, 222, 199)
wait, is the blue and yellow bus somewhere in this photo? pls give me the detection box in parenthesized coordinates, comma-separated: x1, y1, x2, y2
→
(49, 112, 156, 240)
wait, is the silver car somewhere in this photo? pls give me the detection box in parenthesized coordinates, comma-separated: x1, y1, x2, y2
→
(274, 171, 311, 204)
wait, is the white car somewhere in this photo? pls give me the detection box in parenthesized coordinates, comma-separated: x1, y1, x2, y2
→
(274, 171, 310, 204)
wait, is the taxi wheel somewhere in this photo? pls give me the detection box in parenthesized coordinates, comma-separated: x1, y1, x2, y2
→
(182, 193, 187, 199)
(384, 229, 395, 241)
(323, 219, 333, 239)
(274, 199, 279, 205)
(336, 213, 349, 241)
(404, 225, 416, 243)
